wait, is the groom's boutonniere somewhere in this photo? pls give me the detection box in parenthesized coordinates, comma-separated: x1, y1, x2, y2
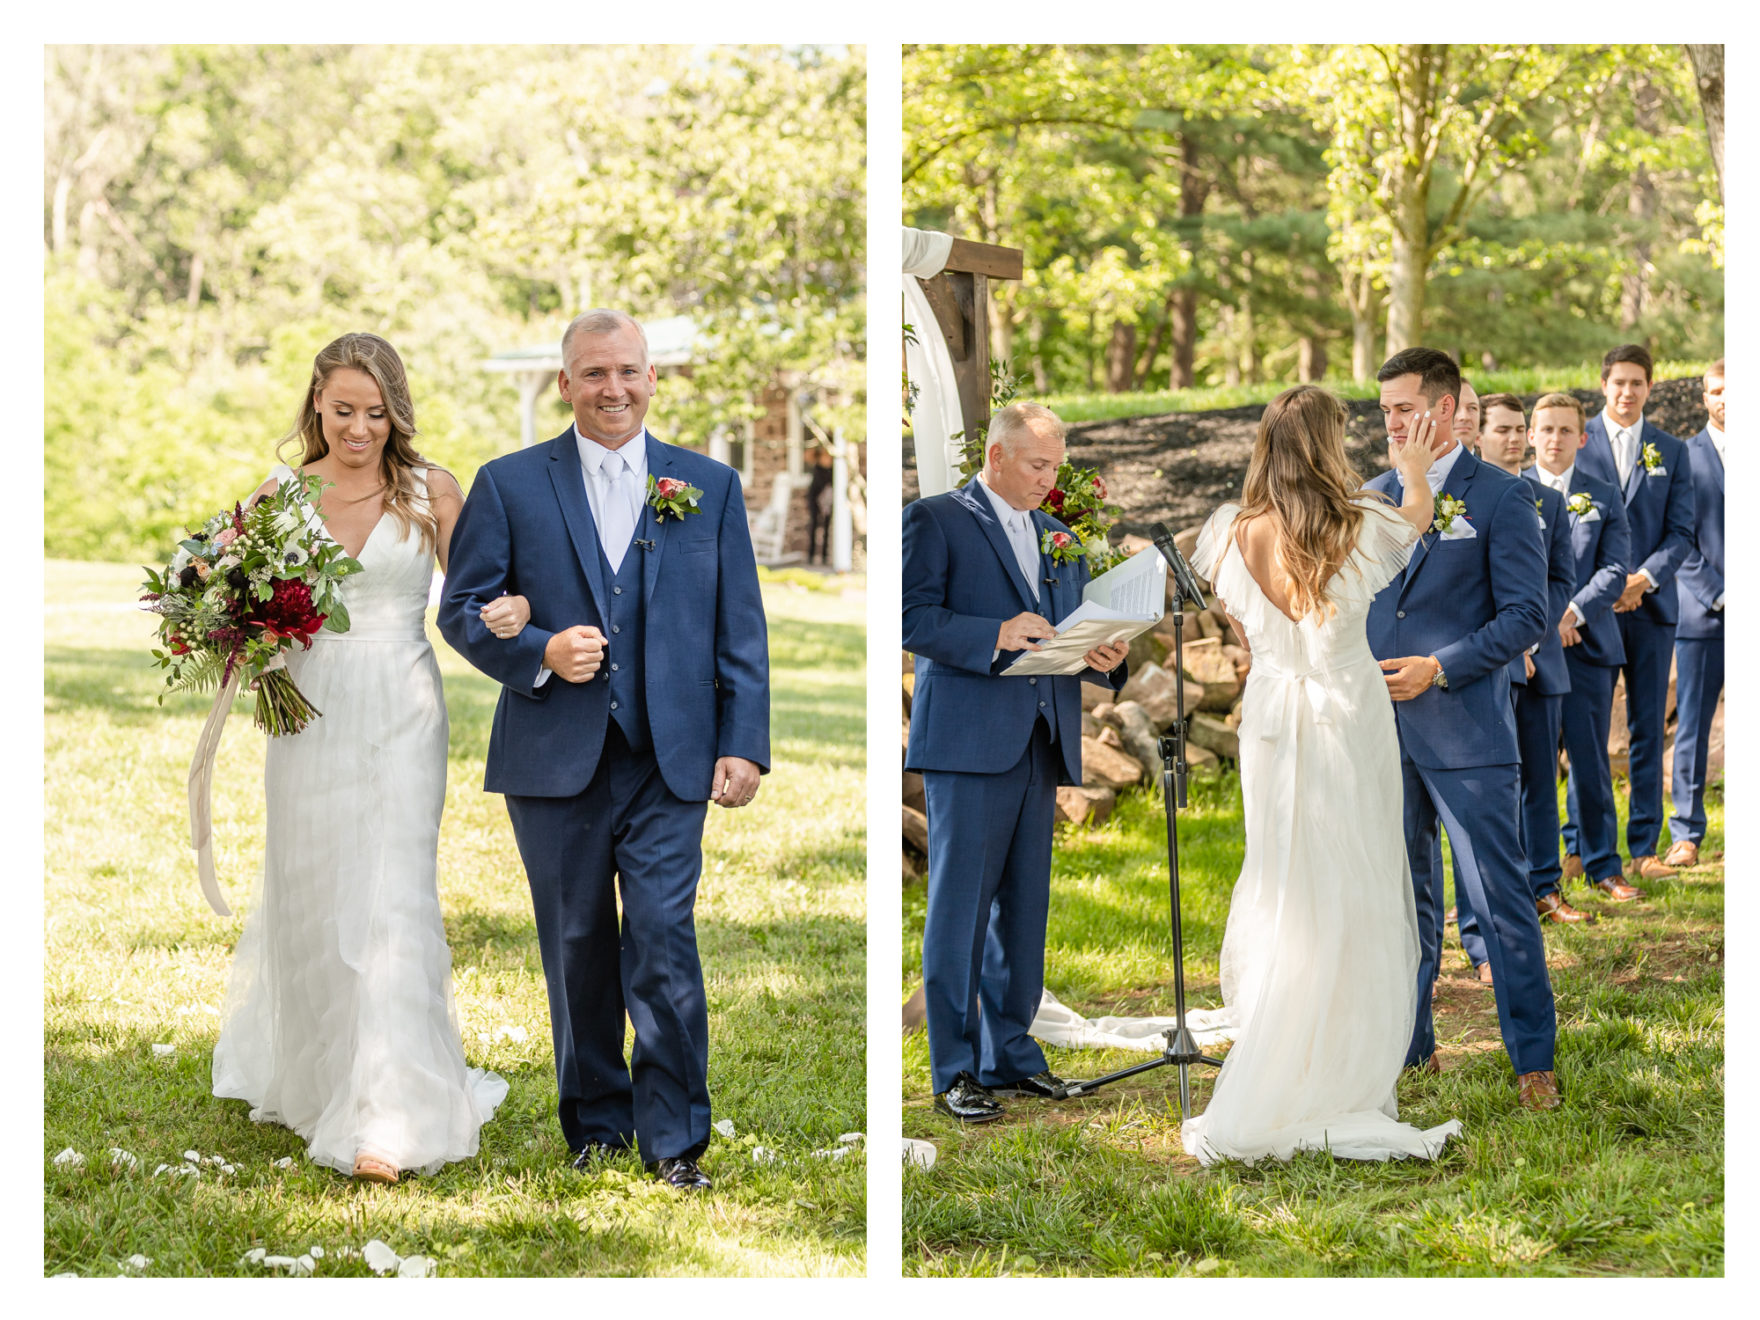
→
(1431, 493, 1468, 534)
(646, 474, 703, 522)
(1641, 441, 1663, 473)
(1567, 491, 1595, 517)
(1040, 528, 1088, 565)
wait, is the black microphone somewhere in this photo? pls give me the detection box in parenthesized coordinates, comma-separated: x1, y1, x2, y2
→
(1149, 522, 1209, 610)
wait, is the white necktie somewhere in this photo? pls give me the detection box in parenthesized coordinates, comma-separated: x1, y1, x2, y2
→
(599, 451, 635, 572)
(1615, 426, 1636, 485)
(1009, 512, 1040, 601)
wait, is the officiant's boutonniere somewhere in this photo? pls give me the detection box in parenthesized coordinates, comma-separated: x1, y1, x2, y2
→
(1641, 441, 1663, 473)
(646, 474, 703, 522)
(1040, 528, 1088, 565)
(1567, 491, 1595, 517)
(1431, 493, 1468, 534)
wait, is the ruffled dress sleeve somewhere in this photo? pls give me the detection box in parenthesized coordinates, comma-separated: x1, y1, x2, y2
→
(1190, 502, 1242, 588)
(1349, 497, 1420, 596)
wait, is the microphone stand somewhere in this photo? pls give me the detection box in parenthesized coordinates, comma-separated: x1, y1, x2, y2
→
(1053, 532, 1224, 1119)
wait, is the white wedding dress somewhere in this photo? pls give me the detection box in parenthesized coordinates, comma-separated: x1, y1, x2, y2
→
(213, 466, 507, 1175)
(1180, 498, 1461, 1166)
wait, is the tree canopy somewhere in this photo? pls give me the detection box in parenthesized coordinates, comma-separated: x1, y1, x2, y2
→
(46, 44, 865, 561)
(904, 43, 1721, 396)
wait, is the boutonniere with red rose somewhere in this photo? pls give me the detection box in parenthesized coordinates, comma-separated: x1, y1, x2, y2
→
(1040, 527, 1088, 565)
(646, 474, 703, 521)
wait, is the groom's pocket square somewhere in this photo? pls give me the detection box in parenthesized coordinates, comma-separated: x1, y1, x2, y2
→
(1646, 466, 1669, 478)
(1574, 508, 1603, 523)
(1439, 519, 1477, 541)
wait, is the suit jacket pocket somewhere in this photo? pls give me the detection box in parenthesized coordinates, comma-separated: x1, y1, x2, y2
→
(678, 538, 715, 554)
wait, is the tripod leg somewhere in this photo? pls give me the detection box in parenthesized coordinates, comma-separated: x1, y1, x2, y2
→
(1179, 1060, 1191, 1120)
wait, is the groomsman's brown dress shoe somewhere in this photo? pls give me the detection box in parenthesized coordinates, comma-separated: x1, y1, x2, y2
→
(1629, 854, 1676, 881)
(1591, 874, 1643, 901)
(1562, 854, 1585, 881)
(1517, 1070, 1561, 1110)
(1476, 962, 1494, 986)
(1536, 892, 1593, 924)
(1407, 1054, 1442, 1076)
(1663, 840, 1700, 868)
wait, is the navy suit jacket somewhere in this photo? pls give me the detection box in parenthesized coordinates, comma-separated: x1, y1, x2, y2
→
(1578, 414, 1695, 627)
(1676, 429, 1725, 640)
(1530, 466, 1630, 670)
(902, 477, 1126, 785)
(439, 427, 770, 801)
(1511, 476, 1574, 697)
(1365, 447, 1548, 769)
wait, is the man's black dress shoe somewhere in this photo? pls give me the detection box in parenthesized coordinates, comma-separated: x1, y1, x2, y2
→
(570, 1139, 626, 1170)
(647, 1156, 712, 1191)
(988, 1071, 1075, 1100)
(934, 1071, 1004, 1122)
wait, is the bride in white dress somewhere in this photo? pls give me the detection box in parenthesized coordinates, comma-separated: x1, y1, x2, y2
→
(212, 333, 521, 1182)
(1181, 385, 1462, 1166)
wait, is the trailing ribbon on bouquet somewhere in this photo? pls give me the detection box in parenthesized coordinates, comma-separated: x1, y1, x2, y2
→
(187, 665, 251, 917)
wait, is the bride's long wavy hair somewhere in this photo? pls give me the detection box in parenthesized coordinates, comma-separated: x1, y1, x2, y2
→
(277, 333, 440, 553)
(1236, 385, 1384, 620)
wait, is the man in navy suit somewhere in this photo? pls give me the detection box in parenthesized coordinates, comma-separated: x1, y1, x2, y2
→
(1564, 345, 1695, 891)
(1665, 360, 1725, 868)
(1526, 395, 1632, 916)
(439, 310, 770, 1192)
(1454, 394, 1593, 987)
(904, 402, 1129, 1123)
(1364, 349, 1558, 1110)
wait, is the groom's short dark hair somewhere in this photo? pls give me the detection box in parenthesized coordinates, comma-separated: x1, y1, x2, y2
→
(1377, 347, 1461, 407)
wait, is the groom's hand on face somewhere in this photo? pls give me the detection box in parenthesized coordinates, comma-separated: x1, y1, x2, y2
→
(1380, 655, 1441, 701)
(543, 625, 607, 682)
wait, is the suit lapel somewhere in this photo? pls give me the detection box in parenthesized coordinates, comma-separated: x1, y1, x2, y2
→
(547, 427, 609, 614)
(1621, 422, 1648, 505)
(1401, 448, 1475, 596)
(956, 478, 1039, 611)
(1697, 430, 1724, 495)
(1581, 416, 1618, 490)
(639, 432, 669, 605)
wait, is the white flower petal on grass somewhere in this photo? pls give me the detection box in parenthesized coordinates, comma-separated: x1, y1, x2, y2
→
(182, 1150, 200, 1163)
(811, 1145, 851, 1160)
(903, 1138, 937, 1170)
(397, 1256, 435, 1278)
(751, 1146, 778, 1164)
(52, 1148, 84, 1167)
(220, 1163, 236, 1175)
(273, 1156, 294, 1169)
(838, 1132, 864, 1145)
(125, 1254, 151, 1270)
(713, 1119, 736, 1139)
(262, 1255, 305, 1273)
(362, 1239, 400, 1275)
(494, 1025, 527, 1042)
(153, 1164, 171, 1177)
(240, 1248, 267, 1265)
(152, 1044, 175, 1057)
(109, 1148, 139, 1170)
(309, 1246, 324, 1259)
(52, 1273, 78, 1279)
(296, 1255, 316, 1274)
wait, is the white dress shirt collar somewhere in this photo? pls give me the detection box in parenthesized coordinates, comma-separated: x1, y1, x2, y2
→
(1422, 441, 1466, 494)
(1708, 424, 1725, 463)
(977, 472, 1034, 530)
(576, 425, 649, 486)
(1535, 463, 1574, 494)
(1600, 407, 1644, 439)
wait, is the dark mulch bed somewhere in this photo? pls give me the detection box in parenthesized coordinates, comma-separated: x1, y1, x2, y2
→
(904, 377, 1710, 539)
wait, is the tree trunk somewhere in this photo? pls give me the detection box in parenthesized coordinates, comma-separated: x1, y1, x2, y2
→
(1029, 318, 1048, 394)
(1298, 336, 1327, 383)
(1619, 73, 1661, 331)
(1344, 268, 1378, 381)
(1104, 320, 1136, 393)
(1167, 287, 1197, 389)
(1136, 305, 1168, 391)
(1384, 220, 1429, 354)
(1383, 44, 1438, 354)
(1685, 44, 1724, 203)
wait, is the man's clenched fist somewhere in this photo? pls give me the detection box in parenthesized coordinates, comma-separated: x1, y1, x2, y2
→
(544, 625, 607, 683)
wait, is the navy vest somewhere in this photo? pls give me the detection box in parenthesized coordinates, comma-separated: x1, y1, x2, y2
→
(598, 542, 651, 753)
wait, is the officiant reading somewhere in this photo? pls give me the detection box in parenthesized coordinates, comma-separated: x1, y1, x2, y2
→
(903, 402, 1129, 1123)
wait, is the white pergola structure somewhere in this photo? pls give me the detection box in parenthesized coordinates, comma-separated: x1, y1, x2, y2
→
(481, 315, 855, 571)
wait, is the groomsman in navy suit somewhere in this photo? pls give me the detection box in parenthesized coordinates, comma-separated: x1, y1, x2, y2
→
(1365, 349, 1558, 1110)
(1565, 345, 1696, 891)
(441, 310, 770, 1192)
(1454, 393, 1592, 988)
(1665, 360, 1725, 868)
(904, 402, 1129, 1123)
(1525, 395, 1632, 912)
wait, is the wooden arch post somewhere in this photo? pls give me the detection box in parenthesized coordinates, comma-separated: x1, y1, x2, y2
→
(915, 237, 1024, 457)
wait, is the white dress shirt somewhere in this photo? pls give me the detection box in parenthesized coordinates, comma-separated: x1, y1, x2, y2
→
(1597, 409, 1660, 590)
(977, 473, 1041, 602)
(536, 426, 649, 687)
(1535, 463, 1586, 627)
(1422, 441, 1466, 494)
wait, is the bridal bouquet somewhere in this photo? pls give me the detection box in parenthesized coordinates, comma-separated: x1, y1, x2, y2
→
(140, 474, 362, 736)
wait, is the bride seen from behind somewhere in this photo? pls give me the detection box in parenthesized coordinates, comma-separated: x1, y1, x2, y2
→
(211, 333, 525, 1182)
(1181, 384, 1462, 1166)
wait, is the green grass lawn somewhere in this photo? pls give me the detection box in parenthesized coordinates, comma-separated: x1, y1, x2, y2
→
(44, 560, 866, 1277)
(1042, 359, 1712, 425)
(903, 769, 1723, 1277)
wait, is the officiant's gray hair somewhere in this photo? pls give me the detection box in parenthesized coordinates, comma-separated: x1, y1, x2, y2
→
(562, 310, 649, 366)
(987, 401, 1067, 457)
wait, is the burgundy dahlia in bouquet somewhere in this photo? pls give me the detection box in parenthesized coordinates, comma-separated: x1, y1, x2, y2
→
(140, 474, 363, 735)
(1039, 462, 1124, 572)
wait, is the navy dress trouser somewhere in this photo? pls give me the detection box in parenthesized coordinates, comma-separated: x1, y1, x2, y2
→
(1400, 754, 1557, 1075)
(505, 723, 712, 1163)
(1561, 657, 1622, 881)
(1617, 612, 1677, 859)
(1670, 636, 1725, 845)
(921, 723, 1058, 1094)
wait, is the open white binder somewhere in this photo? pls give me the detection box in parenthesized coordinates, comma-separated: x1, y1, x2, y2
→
(1002, 548, 1167, 676)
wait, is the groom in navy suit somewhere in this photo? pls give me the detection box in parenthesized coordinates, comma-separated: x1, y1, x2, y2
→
(904, 402, 1128, 1123)
(1665, 360, 1725, 868)
(1364, 348, 1558, 1110)
(440, 310, 769, 1192)
(1566, 344, 1696, 891)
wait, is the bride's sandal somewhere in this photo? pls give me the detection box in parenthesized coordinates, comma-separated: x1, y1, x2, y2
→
(352, 1153, 400, 1184)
